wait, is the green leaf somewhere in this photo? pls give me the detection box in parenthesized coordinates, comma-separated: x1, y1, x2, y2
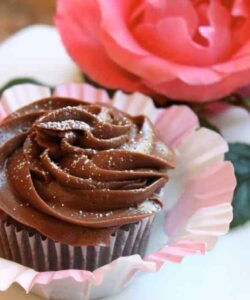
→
(243, 97, 250, 107)
(199, 117, 220, 133)
(225, 143, 250, 228)
(0, 78, 52, 97)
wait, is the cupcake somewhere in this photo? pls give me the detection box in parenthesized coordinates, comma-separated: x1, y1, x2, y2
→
(0, 96, 175, 271)
(0, 83, 236, 300)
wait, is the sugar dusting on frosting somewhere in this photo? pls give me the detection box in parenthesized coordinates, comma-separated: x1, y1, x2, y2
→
(38, 120, 91, 131)
(0, 98, 173, 247)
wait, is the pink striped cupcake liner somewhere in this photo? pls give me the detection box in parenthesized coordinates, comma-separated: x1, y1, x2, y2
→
(0, 83, 236, 300)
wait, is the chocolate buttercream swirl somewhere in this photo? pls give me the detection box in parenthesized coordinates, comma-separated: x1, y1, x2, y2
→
(0, 98, 175, 245)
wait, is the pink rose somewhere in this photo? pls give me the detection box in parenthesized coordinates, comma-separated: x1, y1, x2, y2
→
(56, 0, 250, 102)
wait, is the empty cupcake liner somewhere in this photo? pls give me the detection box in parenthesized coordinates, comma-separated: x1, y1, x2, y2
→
(0, 216, 154, 272)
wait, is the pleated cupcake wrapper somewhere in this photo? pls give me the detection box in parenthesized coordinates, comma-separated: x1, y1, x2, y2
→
(0, 83, 236, 300)
(0, 217, 154, 272)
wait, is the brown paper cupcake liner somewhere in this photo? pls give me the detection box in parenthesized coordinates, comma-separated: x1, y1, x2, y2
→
(0, 216, 154, 272)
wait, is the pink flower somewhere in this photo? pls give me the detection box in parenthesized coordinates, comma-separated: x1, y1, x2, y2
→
(56, 0, 250, 102)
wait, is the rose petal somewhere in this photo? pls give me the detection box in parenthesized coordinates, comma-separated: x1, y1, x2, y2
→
(143, 0, 198, 37)
(231, 0, 250, 17)
(146, 67, 250, 102)
(134, 1, 232, 66)
(214, 42, 250, 73)
(56, 0, 143, 91)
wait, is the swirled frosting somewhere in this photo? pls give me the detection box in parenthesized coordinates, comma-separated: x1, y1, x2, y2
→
(0, 97, 175, 245)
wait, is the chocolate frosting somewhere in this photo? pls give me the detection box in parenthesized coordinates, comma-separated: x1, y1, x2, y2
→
(0, 98, 175, 246)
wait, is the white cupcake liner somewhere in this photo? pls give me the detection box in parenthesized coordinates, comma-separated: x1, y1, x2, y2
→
(0, 83, 236, 300)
